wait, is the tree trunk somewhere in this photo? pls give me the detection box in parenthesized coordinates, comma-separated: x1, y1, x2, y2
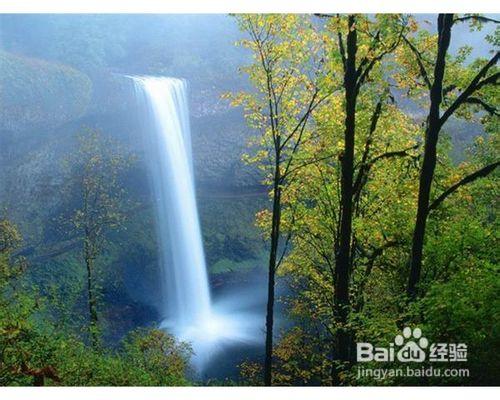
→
(407, 14, 453, 299)
(264, 166, 282, 386)
(333, 15, 357, 384)
(85, 242, 99, 347)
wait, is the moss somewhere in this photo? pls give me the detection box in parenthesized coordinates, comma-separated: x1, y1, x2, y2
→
(198, 192, 268, 273)
(0, 50, 92, 132)
(210, 252, 267, 275)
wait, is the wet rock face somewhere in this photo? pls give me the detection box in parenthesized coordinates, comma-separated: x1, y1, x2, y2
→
(0, 49, 262, 247)
(190, 108, 262, 189)
(0, 50, 92, 133)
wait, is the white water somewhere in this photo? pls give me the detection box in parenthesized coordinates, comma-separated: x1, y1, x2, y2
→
(133, 76, 212, 327)
(131, 76, 260, 370)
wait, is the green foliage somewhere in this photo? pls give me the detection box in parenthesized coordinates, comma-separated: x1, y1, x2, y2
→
(63, 128, 135, 252)
(49, 328, 191, 386)
(200, 195, 267, 272)
(1, 326, 192, 386)
(414, 262, 500, 385)
(121, 328, 192, 386)
(58, 128, 136, 344)
(231, 13, 499, 386)
(0, 219, 191, 386)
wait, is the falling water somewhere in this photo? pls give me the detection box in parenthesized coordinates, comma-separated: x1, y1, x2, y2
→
(132, 76, 211, 325)
(131, 76, 261, 372)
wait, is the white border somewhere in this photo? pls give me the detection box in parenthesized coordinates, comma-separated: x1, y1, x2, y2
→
(1, 0, 499, 398)
(0, 0, 498, 14)
(1, 386, 499, 400)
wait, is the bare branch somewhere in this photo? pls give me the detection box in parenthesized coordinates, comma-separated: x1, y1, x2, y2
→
(464, 96, 499, 115)
(440, 52, 500, 127)
(282, 153, 336, 180)
(369, 144, 419, 166)
(352, 99, 384, 200)
(428, 161, 500, 212)
(276, 205, 297, 269)
(356, 30, 380, 78)
(337, 30, 347, 70)
(314, 13, 335, 19)
(355, 23, 406, 93)
(453, 15, 500, 25)
(353, 144, 418, 206)
(353, 240, 401, 312)
(473, 71, 500, 92)
(402, 35, 432, 90)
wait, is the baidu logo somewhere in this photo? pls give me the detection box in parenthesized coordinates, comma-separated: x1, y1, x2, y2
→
(357, 326, 467, 363)
(394, 327, 428, 362)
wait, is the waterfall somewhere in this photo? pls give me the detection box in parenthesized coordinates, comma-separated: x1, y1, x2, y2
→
(131, 75, 261, 371)
(132, 76, 212, 329)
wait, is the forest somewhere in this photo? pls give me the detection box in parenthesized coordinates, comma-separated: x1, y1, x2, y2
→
(0, 13, 498, 386)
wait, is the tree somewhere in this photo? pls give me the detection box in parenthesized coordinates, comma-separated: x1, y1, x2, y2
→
(229, 13, 500, 386)
(400, 14, 499, 298)
(229, 15, 330, 385)
(63, 128, 133, 347)
(231, 13, 418, 385)
(0, 217, 191, 386)
(314, 14, 411, 382)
